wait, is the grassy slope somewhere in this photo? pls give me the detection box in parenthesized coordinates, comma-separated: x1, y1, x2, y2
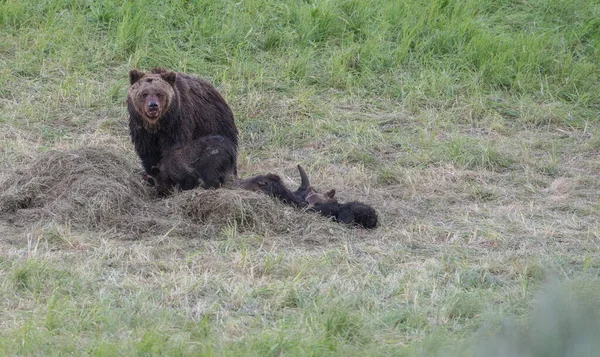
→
(1, 0, 600, 355)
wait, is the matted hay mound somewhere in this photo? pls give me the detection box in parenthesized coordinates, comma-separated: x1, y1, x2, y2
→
(169, 189, 318, 236)
(0, 146, 326, 240)
(0, 146, 151, 228)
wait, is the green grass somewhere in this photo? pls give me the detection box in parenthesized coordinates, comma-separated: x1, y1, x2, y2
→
(2, 0, 600, 355)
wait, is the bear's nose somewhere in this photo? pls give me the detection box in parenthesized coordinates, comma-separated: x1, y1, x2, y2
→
(148, 101, 159, 111)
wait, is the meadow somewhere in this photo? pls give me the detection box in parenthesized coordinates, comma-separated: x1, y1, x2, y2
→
(1, 0, 600, 355)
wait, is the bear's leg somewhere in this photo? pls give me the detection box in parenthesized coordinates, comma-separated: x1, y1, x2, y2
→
(200, 176, 222, 189)
(179, 176, 200, 191)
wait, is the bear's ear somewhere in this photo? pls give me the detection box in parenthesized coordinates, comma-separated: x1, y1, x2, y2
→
(160, 71, 177, 86)
(150, 166, 160, 176)
(129, 69, 145, 85)
(325, 189, 336, 199)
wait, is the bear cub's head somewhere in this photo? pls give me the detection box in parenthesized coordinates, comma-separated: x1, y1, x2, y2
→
(128, 68, 177, 125)
(305, 186, 336, 208)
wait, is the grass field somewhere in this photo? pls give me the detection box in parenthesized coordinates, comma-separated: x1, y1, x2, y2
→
(1, 0, 600, 355)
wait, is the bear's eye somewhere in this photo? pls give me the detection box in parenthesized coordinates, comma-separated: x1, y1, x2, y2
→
(156, 93, 163, 99)
(142, 92, 148, 98)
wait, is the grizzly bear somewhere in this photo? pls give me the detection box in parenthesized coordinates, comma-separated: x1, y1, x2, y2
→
(306, 193, 379, 229)
(127, 68, 238, 177)
(304, 186, 337, 208)
(148, 135, 236, 197)
(304, 183, 377, 229)
(239, 166, 378, 228)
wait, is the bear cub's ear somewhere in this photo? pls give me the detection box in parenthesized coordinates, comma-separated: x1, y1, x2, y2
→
(160, 71, 177, 86)
(325, 189, 336, 199)
(129, 69, 145, 85)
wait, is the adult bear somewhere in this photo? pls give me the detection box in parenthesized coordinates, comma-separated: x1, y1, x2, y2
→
(127, 67, 238, 177)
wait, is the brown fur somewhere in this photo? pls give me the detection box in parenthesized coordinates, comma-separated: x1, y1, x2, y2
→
(300, 174, 378, 229)
(293, 165, 311, 202)
(149, 135, 236, 197)
(237, 174, 304, 206)
(305, 186, 337, 208)
(237, 166, 378, 228)
(308, 200, 378, 229)
(237, 165, 315, 207)
(127, 68, 238, 176)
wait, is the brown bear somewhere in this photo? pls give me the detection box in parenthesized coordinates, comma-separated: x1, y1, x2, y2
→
(127, 68, 238, 178)
(307, 199, 379, 229)
(300, 175, 377, 229)
(305, 187, 378, 229)
(148, 135, 236, 197)
(304, 186, 337, 208)
(238, 166, 378, 228)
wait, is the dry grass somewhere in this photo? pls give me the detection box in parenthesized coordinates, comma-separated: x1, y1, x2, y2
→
(0, 143, 347, 243)
(1, 108, 599, 355)
(2, 0, 600, 355)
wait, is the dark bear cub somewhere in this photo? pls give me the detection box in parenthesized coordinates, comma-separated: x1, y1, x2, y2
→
(149, 136, 236, 197)
(305, 188, 378, 229)
(127, 68, 238, 177)
(305, 186, 337, 207)
(238, 166, 378, 229)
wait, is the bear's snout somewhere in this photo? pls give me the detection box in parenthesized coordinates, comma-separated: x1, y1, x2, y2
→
(145, 100, 161, 119)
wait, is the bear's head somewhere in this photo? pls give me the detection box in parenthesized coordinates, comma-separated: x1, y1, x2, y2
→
(305, 186, 336, 208)
(128, 69, 177, 126)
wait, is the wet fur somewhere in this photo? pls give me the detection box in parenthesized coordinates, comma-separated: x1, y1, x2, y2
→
(239, 166, 378, 229)
(305, 186, 377, 229)
(308, 201, 378, 229)
(150, 136, 236, 197)
(237, 174, 304, 206)
(305, 186, 337, 208)
(293, 165, 311, 202)
(127, 68, 238, 176)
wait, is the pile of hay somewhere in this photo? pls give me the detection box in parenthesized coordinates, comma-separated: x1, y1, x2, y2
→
(0, 147, 148, 224)
(0, 146, 323, 240)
